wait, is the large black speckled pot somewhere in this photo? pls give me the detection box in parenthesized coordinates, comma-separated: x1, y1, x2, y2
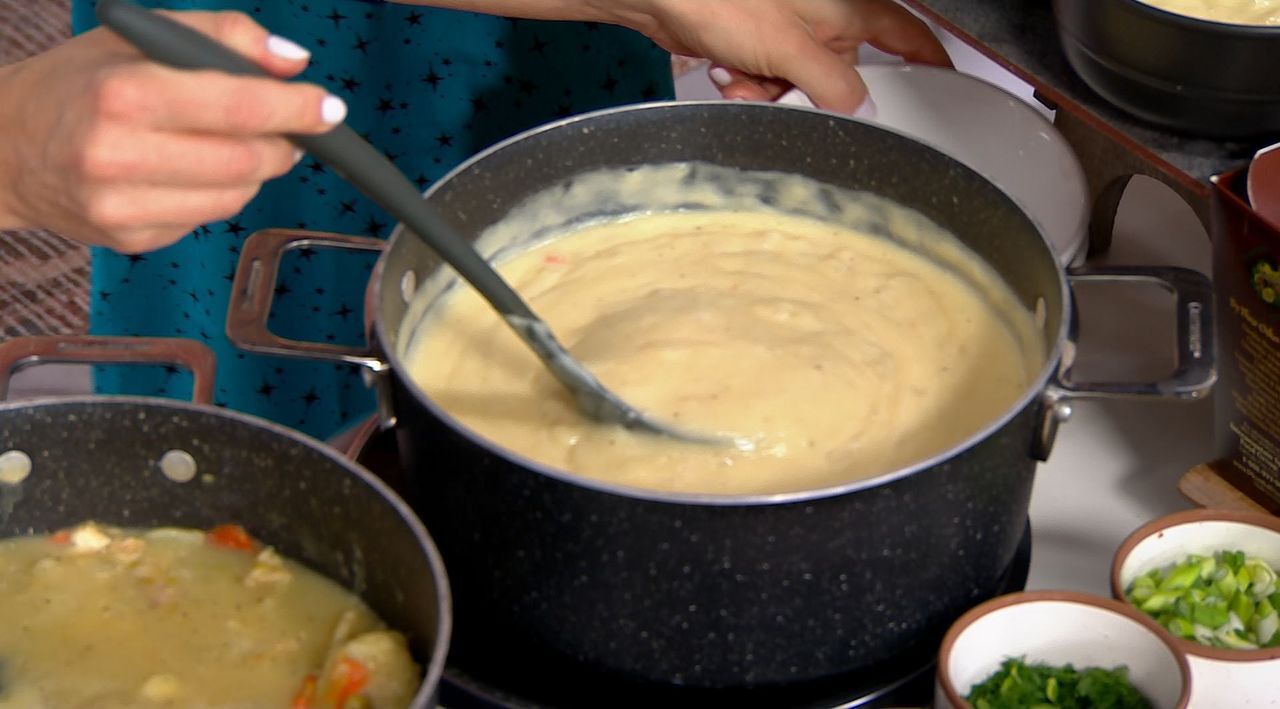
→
(1053, 0, 1280, 139)
(228, 101, 1215, 699)
(0, 393, 451, 707)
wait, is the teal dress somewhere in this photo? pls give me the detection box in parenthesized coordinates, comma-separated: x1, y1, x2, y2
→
(71, 0, 674, 440)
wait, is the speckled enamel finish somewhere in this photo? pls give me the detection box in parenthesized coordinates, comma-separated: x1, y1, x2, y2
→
(0, 398, 451, 708)
(392, 379, 1038, 692)
(368, 102, 1067, 690)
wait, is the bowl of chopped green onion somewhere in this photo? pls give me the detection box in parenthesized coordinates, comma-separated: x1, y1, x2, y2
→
(935, 590, 1191, 709)
(1113, 508, 1280, 661)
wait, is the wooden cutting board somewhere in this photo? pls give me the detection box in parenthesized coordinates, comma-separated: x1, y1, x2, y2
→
(1178, 462, 1272, 514)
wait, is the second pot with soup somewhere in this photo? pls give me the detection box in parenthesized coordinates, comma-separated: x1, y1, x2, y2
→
(0, 336, 452, 708)
(227, 102, 1216, 695)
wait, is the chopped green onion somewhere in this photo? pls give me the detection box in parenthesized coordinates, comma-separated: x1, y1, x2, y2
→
(1216, 628, 1259, 650)
(1214, 569, 1239, 598)
(1126, 550, 1280, 650)
(1191, 598, 1230, 628)
(965, 657, 1151, 709)
(1258, 612, 1278, 646)
(1233, 591, 1255, 625)
(1165, 616, 1196, 639)
(1160, 561, 1202, 591)
(1249, 559, 1278, 598)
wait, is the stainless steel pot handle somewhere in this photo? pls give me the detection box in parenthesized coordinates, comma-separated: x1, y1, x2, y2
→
(0, 335, 216, 404)
(226, 229, 387, 371)
(1032, 265, 1217, 460)
(1058, 266, 1215, 398)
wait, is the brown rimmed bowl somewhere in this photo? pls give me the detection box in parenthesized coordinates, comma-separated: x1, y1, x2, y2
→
(935, 590, 1192, 709)
(1112, 508, 1280, 663)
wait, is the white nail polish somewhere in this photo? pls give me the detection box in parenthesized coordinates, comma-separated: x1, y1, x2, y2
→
(708, 67, 733, 87)
(267, 35, 311, 61)
(321, 95, 348, 126)
(776, 88, 814, 107)
(854, 95, 879, 120)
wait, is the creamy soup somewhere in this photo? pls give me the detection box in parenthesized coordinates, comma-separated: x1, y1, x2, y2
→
(1136, 0, 1280, 25)
(404, 203, 1044, 496)
(0, 522, 418, 708)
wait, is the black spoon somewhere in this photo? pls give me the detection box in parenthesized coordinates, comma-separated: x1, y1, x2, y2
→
(96, 0, 749, 449)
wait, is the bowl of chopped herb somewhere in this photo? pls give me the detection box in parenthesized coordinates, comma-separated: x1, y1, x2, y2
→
(1112, 508, 1280, 662)
(935, 590, 1191, 709)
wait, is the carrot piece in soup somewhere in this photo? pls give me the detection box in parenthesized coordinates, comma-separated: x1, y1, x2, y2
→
(327, 656, 371, 706)
(291, 674, 317, 709)
(206, 524, 257, 552)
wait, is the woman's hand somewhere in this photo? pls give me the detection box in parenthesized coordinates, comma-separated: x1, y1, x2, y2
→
(423, 0, 950, 110)
(0, 11, 345, 253)
(611, 0, 951, 112)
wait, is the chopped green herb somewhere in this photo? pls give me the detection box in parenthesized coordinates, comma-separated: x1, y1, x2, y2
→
(1125, 550, 1280, 649)
(965, 657, 1151, 709)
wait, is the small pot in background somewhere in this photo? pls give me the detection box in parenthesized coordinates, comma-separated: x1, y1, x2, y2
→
(1053, 0, 1280, 138)
(0, 336, 453, 708)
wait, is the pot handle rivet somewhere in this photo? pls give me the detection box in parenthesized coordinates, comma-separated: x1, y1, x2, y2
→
(159, 449, 198, 484)
(1053, 401, 1073, 423)
(0, 450, 32, 485)
(401, 270, 418, 304)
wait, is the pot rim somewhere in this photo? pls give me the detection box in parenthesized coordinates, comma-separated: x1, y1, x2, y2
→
(372, 99, 1072, 508)
(0, 395, 454, 706)
(1110, 507, 1280, 662)
(935, 589, 1193, 709)
(1078, 0, 1280, 36)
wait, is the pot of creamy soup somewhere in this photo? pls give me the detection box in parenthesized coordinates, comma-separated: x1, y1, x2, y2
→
(1054, 0, 1280, 137)
(227, 101, 1215, 695)
(0, 336, 451, 708)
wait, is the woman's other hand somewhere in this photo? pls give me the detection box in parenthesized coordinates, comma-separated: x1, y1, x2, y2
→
(615, 0, 951, 112)
(0, 11, 344, 253)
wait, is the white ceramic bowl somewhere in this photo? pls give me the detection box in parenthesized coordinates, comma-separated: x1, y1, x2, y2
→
(935, 590, 1191, 709)
(778, 65, 1089, 267)
(1112, 509, 1280, 707)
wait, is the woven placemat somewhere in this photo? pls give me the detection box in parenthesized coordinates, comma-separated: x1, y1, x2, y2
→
(0, 0, 89, 338)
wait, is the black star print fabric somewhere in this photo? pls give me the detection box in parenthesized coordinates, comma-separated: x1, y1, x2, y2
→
(71, 0, 674, 440)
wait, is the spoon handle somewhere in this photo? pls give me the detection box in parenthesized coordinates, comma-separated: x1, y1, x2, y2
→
(95, 0, 538, 322)
(94, 0, 745, 445)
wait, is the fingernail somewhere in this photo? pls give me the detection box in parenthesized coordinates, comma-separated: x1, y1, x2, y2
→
(266, 35, 311, 61)
(321, 95, 348, 125)
(776, 88, 814, 107)
(854, 94, 879, 120)
(709, 66, 733, 87)
(293, 149, 305, 165)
